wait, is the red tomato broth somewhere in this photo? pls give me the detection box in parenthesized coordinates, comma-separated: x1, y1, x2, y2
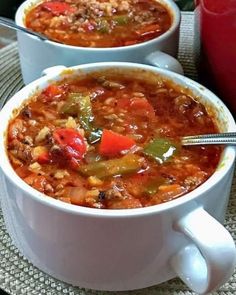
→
(7, 70, 222, 209)
(24, 0, 172, 47)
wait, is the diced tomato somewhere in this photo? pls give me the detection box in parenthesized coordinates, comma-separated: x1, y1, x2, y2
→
(41, 1, 76, 15)
(128, 173, 150, 185)
(117, 97, 155, 117)
(42, 85, 64, 101)
(99, 129, 135, 157)
(37, 151, 51, 164)
(130, 98, 156, 117)
(15, 166, 31, 178)
(117, 97, 130, 109)
(53, 128, 86, 160)
(124, 173, 151, 196)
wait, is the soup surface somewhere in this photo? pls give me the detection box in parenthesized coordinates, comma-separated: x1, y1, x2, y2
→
(7, 70, 221, 209)
(25, 0, 172, 47)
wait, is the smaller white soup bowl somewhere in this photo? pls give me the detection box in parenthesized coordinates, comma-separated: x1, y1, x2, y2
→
(15, 0, 183, 84)
(0, 62, 236, 294)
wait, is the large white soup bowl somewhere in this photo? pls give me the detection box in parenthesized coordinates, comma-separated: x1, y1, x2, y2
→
(0, 62, 235, 294)
(15, 0, 182, 84)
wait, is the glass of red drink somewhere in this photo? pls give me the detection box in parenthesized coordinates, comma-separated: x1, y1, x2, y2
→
(195, 0, 236, 115)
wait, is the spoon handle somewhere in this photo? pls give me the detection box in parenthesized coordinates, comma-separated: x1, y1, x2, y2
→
(182, 132, 236, 146)
(0, 16, 47, 41)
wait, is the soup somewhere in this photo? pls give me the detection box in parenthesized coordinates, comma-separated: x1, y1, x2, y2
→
(24, 0, 172, 47)
(7, 70, 222, 209)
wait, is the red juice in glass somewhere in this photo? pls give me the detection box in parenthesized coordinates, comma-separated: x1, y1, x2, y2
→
(195, 0, 236, 115)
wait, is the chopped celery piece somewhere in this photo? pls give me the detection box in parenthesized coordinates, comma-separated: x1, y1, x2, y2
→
(78, 154, 144, 178)
(143, 138, 179, 164)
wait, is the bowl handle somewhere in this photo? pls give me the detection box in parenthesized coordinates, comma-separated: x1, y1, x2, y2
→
(144, 51, 184, 75)
(170, 207, 236, 294)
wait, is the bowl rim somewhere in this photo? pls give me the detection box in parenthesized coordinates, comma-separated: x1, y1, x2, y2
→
(0, 62, 235, 218)
(15, 0, 181, 51)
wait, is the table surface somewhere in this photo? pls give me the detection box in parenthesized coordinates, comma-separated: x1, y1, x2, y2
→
(0, 12, 235, 295)
(0, 27, 16, 49)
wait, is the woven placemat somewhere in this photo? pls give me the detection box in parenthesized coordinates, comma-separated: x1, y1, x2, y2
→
(0, 12, 235, 295)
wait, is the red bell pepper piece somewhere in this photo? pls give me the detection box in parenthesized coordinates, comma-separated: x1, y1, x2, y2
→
(99, 129, 135, 157)
(53, 128, 86, 160)
(42, 1, 76, 15)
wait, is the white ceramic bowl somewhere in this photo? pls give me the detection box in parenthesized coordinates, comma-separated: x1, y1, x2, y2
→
(0, 62, 235, 294)
(15, 0, 183, 84)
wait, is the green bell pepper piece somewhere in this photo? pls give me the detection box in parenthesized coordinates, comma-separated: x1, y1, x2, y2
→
(60, 93, 94, 127)
(77, 95, 103, 143)
(77, 94, 94, 131)
(113, 15, 129, 25)
(97, 19, 110, 33)
(60, 93, 102, 143)
(59, 92, 84, 116)
(144, 179, 165, 195)
(78, 154, 144, 178)
(143, 138, 179, 164)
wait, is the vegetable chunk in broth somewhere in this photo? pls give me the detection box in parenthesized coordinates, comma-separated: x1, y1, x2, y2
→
(25, 0, 172, 47)
(7, 70, 222, 209)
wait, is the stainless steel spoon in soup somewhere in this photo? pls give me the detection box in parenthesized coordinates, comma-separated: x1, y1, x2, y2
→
(182, 132, 236, 146)
(0, 16, 49, 42)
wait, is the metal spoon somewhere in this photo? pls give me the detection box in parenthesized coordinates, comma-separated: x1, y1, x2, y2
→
(182, 132, 236, 146)
(0, 16, 49, 41)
